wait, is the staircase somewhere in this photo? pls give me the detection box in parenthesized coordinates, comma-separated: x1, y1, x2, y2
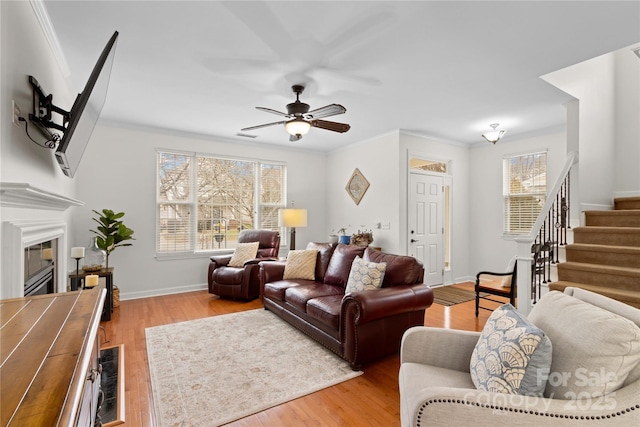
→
(549, 196, 640, 308)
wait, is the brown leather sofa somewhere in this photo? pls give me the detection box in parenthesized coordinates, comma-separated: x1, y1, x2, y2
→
(260, 243, 433, 369)
(208, 230, 280, 300)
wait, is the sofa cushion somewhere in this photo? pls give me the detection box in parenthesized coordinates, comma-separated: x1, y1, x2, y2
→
(363, 247, 423, 287)
(307, 294, 343, 331)
(211, 266, 244, 285)
(283, 249, 318, 280)
(528, 290, 640, 399)
(323, 244, 366, 287)
(470, 303, 552, 396)
(501, 255, 517, 288)
(306, 242, 337, 282)
(345, 256, 386, 294)
(228, 241, 259, 267)
(263, 280, 303, 301)
(285, 283, 344, 313)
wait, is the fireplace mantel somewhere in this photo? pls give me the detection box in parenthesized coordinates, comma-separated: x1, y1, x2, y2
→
(0, 182, 84, 211)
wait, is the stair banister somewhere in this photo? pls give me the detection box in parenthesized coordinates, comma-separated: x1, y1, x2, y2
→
(514, 151, 578, 315)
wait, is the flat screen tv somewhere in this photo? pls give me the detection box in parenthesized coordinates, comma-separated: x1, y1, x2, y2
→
(29, 31, 119, 178)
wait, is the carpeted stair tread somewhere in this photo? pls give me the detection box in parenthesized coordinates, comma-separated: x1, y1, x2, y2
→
(572, 226, 640, 247)
(615, 196, 640, 210)
(556, 261, 640, 290)
(584, 210, 640, 227)
(549, 281, 640, 309)
(565, 243, 640, 269)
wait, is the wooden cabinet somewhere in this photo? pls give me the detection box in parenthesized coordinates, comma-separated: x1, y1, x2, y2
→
(0, 287, 106, 426)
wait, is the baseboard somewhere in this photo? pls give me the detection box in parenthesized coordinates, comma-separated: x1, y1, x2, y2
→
(120, 283, 208, 301)
(613, 190, 640, 199)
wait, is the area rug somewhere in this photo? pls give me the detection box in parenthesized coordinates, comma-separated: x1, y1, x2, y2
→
(145, 309, 362, 427)
(432, 286, 485, 306)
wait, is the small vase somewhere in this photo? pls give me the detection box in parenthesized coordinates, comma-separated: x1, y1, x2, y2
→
(83, 237, 106, 272)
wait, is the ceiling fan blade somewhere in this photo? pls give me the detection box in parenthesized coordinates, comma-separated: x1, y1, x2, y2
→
(256, 107, 290, 117)
(311, 119, 351, 133)
(241, 121, 286, 132)
(306, 104, 346, 119)
(289, 134, 302, 142)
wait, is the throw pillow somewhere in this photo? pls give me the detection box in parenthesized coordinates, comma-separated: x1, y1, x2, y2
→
(228, 241, 260, 267)
(501, 255, 517, 288)
(528, 290, 640, 399)
(345, 256, 386, 294)
(470, 303, 552, 396)
(283, 250, 318, 280)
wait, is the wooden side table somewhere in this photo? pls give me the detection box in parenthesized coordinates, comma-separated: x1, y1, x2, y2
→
(69, 267, 114, 321)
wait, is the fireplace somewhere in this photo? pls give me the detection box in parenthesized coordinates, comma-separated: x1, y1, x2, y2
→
(2, 220, 68, 299)
(1, 183, 83, 300)
(24, 240, 57, 296)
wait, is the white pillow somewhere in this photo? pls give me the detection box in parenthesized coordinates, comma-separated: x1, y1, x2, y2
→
(345, 256, 386, 294)
(228, 241, 260, 267)
(283, 250, 318, 280)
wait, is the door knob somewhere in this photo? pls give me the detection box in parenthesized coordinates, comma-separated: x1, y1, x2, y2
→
(411, 239, 418, 243)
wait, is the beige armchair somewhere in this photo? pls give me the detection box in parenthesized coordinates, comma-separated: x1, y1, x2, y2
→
(399, 287, 640, 426)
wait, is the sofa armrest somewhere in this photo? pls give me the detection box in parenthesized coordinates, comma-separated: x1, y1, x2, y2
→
(401, 326, 480, 372)
(259, 260, 286, 283)
(342, 284, 433, 324)
(210, 254, 231, 267)
(244, 257, 277, 266)
(402, 380, 640, 427)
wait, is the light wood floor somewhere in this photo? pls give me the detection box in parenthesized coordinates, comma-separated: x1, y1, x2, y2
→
(100, 283, 506, 426)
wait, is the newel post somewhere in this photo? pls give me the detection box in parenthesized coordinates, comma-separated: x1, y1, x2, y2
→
(514, 237, 534, 316)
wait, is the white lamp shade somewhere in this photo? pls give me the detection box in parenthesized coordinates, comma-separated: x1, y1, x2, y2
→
(285, 119, 311, 136)
(279, 208, 308, 228)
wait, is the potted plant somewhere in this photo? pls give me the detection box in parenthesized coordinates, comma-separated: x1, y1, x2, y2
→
(91, 209, 135, 269)
(336, 227, 351, 244)
(351, 228, 374, 247)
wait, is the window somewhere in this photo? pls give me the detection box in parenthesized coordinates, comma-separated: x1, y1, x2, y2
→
(503, 151, 547, 235)
(157, 151, 285, 254)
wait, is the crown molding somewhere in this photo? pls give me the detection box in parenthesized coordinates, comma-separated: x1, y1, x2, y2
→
(30, 0, 70, 77)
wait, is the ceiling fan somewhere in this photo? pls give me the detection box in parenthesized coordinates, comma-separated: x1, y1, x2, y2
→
(241, 85, 350, 142)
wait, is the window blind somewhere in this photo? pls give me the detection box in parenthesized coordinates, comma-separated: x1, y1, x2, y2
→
(503, 151, 547, 235)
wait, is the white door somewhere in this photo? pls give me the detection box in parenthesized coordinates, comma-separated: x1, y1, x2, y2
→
(408, 173, 444, 286)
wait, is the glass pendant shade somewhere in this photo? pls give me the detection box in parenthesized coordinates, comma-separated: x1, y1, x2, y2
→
(83, 237, 106, 272)
(482, 123, 507, 144)
(285, 118, 311, 136)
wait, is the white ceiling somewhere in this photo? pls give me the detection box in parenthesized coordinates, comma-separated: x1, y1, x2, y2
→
(42, 1, 640, 151)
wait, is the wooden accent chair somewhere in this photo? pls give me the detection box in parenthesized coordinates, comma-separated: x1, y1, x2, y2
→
(475, 257, 517, 316)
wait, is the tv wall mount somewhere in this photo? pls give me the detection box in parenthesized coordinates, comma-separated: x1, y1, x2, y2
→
(25, 75, 73, 149)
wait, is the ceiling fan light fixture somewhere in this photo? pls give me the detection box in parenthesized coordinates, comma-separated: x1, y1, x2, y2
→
(285, 118, 311, 136)
(482, 123, 507, 144)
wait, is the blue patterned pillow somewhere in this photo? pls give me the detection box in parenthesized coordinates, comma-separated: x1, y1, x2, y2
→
(470, 303, 552, 396)
(345, 256, 386, 294)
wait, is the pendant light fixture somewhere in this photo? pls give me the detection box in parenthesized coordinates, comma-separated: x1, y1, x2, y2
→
(482, 123, 507, 144)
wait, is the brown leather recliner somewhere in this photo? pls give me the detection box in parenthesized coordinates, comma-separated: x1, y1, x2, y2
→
(208, 230, 280, 300)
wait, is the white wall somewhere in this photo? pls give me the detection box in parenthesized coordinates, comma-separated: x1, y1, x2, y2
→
(613, 46, 640, 192)
(542, 45, 640, 205)
(325, 131, 401, 253)
(1, 1, 78, 297)
(468, 131, 567, 275)
(71, 124, 327, 299)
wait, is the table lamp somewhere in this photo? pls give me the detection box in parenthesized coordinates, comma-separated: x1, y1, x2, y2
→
(279, 207, 307, 250)
(71, 246, 85, 291)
